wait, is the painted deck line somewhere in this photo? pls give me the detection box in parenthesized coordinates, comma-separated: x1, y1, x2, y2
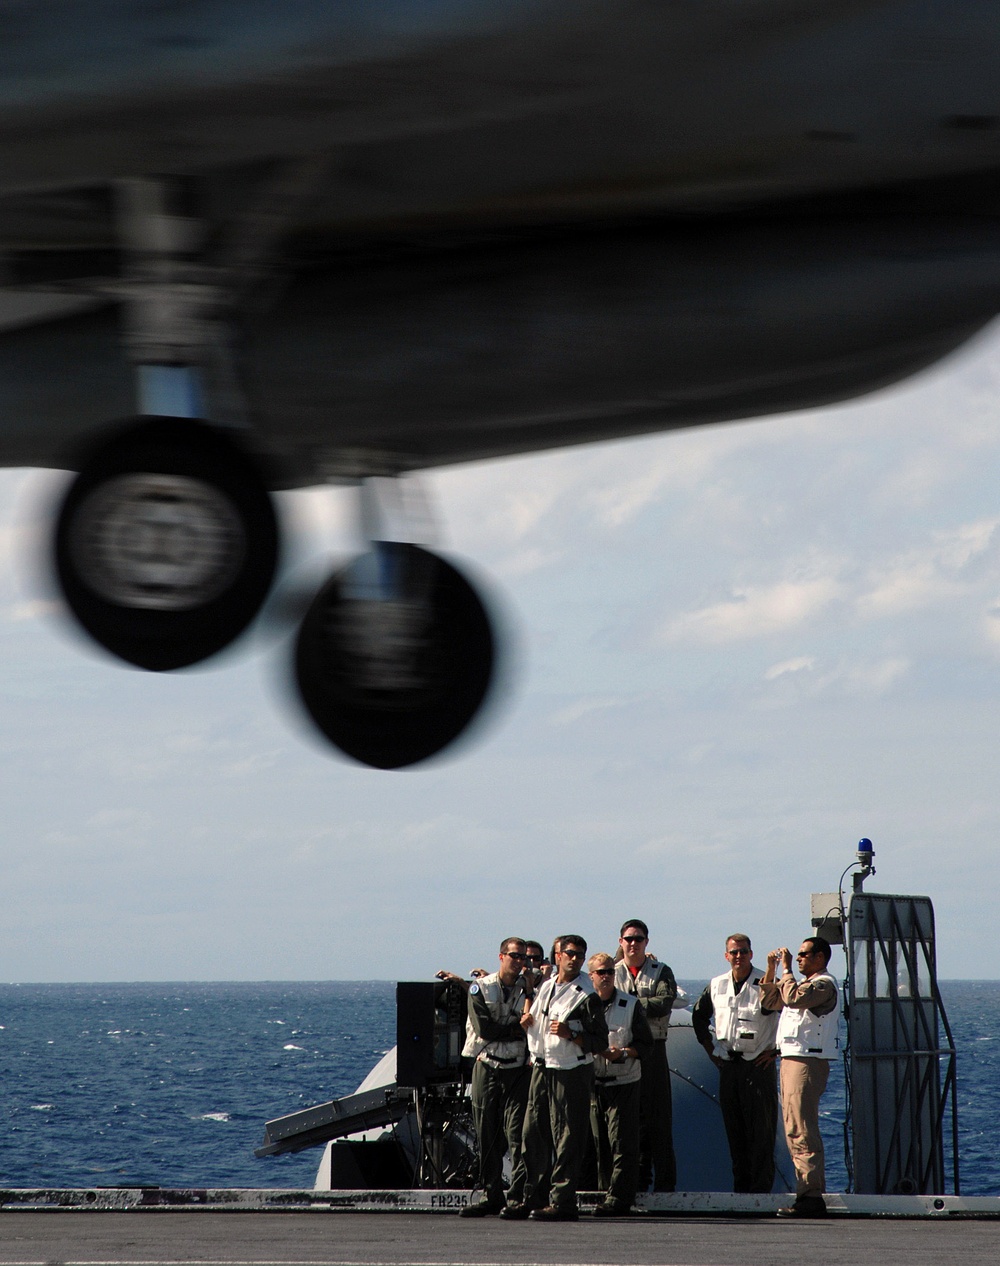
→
(0, 1189, 996, 1218)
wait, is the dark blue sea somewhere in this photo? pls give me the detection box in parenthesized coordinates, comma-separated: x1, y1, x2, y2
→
(0, 979, 995, 1195)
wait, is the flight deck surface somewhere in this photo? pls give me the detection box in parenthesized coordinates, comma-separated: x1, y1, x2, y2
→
(0, 1209, 996, 1266)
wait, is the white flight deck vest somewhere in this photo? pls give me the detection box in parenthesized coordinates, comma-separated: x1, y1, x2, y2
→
(526, 975, 596, 1070)
(594, 990, 642, 1086)
(777, 971, 841, 1059)
(461, 972, 529, 1068)
(615, 958, 672, 1041)
(709, 969, 780, 1062)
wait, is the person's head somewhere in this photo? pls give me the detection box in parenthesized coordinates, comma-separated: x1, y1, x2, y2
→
(725, 934, 753, 981)
(555, 934, 588, 981)
(797, 937, 832, 977)
(498, 937, 527, 982)
(619, 919, 649, 968)
(525, 940, 545, 967)
(588, 951, 616, 1000)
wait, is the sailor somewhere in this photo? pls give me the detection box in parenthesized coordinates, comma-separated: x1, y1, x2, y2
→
(760, 936, 841, 1218)
(588, 951, 654, 1216)
(459, 938, 533, 1218)
(614, 919, 679, 1192)
(691, 933, 780, 1193)
(524, 940, 552, 987)
(507, 934, 609, 1222)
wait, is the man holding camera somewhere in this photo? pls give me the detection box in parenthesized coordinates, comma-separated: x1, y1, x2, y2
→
(760, 936, 840, 1219)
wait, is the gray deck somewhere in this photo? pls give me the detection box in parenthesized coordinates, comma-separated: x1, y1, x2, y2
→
(0, 1201, 998, 1266)
(0, 1209, 997, 1266)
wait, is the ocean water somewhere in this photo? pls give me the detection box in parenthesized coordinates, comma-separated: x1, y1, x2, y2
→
(0, 981, 396, 1190)
(0, 979, 994, 1195)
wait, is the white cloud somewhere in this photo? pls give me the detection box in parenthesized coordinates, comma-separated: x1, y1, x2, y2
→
(4, 598, 60, 622)
(494, 544, 565, 579)
(660, 577, 842, 645)
(839, 657, 910, 695)
(548, 696, 623, 726)
(764, 656, 816, 680)
(856, 518, 1000, 620)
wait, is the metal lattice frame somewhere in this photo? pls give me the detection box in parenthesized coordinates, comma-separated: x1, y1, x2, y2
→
(846, 893, 959, 1195)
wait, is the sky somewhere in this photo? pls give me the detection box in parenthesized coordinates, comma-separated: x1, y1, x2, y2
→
(2, 319, 1000, 983)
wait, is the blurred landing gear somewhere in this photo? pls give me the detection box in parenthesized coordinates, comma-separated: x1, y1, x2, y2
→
(54, 417, 279, 670)
(294, 543, 496, 769)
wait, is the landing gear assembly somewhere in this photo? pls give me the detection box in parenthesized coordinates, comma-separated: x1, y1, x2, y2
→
(49, 179, 499, 766)
(55, 440, 499, 765)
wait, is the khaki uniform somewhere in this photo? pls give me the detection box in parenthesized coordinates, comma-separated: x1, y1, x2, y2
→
(760, 972, 839, 1199)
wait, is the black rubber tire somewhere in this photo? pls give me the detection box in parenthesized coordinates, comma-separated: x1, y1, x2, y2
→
(294, 543, 496, 769)
(54, 417, 279, 671)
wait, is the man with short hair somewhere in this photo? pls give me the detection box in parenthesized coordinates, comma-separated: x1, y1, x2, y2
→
(614, 919, 678, 1192)
(510, 934, 609, 1222)
(524, 941, 551, 986)
(588, 951, 654, 1216)
(460, 937, 533, 1217)
(692, 934, 780, 1193)
(761, 937, 841, 1218)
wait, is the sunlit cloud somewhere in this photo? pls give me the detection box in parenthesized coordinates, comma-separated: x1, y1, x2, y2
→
(548, 696, 623, 726)
(4, 598, 60, 622)
(660, 577, 842, 645)
(839, 657, 910, 694)
(764, 656, 816, 680)
(856, 518, 1000, 620)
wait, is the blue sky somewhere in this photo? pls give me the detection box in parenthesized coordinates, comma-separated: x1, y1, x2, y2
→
(1, 319, 1000, 982)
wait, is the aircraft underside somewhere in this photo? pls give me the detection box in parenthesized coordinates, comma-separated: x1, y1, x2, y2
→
(1, 1, 1000, 767)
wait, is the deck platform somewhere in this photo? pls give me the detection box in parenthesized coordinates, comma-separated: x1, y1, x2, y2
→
(0, 1190, 997, 1266)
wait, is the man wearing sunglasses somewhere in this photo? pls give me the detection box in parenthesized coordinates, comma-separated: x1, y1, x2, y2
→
(614, 919, 679, 1192)
(460, 937, 533, 1218)
(524, 941, 552, 987)
(760, 937, 840, 1219)
(588, 951, 654, 1216)
(512, 934, 609, 1222)
(692, 934, 780, 1193)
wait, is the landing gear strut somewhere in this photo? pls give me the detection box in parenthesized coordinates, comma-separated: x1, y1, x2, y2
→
(52, 178, 280, 670)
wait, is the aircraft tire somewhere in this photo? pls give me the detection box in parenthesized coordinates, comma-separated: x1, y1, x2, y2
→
(294, 543, 496, 769)
(53, 417, 279, 671)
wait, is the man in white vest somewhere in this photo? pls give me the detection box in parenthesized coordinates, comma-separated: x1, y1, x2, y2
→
(691, 933, 780, 1193)
(760, 936, 841, 1218)
(588, 951, 655, 1216)
(614, 918, 678, 1191)
(509, 934, 608, 1222)
(459, 937, 533, 1218)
